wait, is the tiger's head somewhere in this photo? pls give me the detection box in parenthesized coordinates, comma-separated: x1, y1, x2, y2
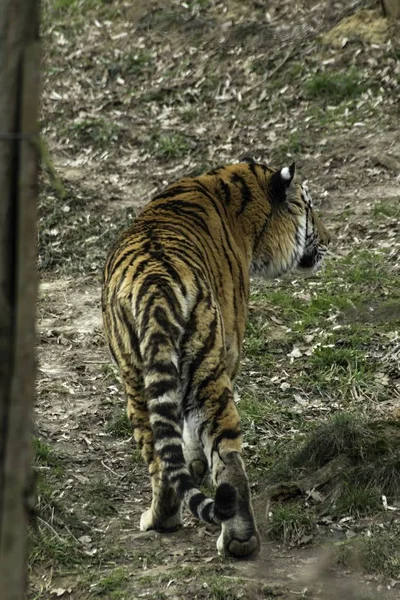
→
(250, 161, 330, 278)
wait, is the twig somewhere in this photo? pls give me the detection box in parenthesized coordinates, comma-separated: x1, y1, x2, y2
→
(63, 524, 81, 544)
(37, 516, 63, 540)
(268, 47, 295, 78)
(101, 460, 122, 479)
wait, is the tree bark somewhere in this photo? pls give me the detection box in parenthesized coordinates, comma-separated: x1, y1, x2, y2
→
(0, 2, 41, 599)
(381, 0, 400, 18)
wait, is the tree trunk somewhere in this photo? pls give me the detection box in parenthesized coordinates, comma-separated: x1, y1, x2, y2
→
(382, 0, 400, 18)
(0, 2, 41, 599)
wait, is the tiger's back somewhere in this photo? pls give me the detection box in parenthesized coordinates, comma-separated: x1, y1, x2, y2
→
(102, 159, 330, 558)
(103, 166, 254, 376)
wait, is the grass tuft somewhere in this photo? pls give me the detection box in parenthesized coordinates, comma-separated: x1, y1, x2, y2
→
(29, 464, 84, 568)
(291, 413, 372, 469)
(337, 525, 400, 579)
(353, 452, 400, 499)
(92, 568, 128, 596)
(209, 577, 239, 600)
(333, 482, 381, 518)
(33, 437, 63, 469)
(29, 528, 81, 568)
(149, 132, 190, 160)
(372, 201, 400, 219)
(106, 411, 132, 438)
(267, 505, 315, 545)
(304, 68, 365, 103)
(361, 528, 400, 578)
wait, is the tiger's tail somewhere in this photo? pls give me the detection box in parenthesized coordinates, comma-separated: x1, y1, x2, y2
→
(141, 318, 237, 525)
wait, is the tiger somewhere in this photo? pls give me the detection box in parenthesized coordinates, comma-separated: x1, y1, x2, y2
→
(101, 157, 330, 558)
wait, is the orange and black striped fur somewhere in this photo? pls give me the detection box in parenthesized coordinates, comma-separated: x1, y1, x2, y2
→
(101, 158, 330, 557)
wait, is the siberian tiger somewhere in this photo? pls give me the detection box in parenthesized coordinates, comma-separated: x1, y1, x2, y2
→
(101, 158, 330, 558)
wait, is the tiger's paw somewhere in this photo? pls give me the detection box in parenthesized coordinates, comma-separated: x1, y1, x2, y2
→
(216, 521, 261, 558)
(140, 506, 183, 532)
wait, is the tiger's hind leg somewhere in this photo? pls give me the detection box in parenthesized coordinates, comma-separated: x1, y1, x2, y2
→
(123, 369, 182, 532)
(181, 296, 260, 556)
(198, 390, 260, 558)
(185, 350, 260, 556)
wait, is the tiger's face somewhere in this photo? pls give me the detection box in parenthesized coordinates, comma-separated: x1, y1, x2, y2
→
(295, 180, 330, 273)
(250, 162, 330, 279)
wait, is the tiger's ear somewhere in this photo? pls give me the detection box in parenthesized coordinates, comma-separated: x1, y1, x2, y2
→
(281, 162, 296, 183)
(269, 162, 296, 202)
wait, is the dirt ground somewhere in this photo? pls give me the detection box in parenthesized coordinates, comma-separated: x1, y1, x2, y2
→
(31, 1, 400, 598)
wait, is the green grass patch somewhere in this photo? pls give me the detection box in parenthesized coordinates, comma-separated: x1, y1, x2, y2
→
(33, 439, 66, 524)
(304, 344, 373, 397)
(338, 250, 392, 285)
(139, 565, 197, 585)
(304, 68, 365, 103)
(106, 411, 132, 438)
(33, 437, 63, 470)
(122, 52, 153, 76)
(249, 284, 363, 333)
(149, 132, 190, 160)
(138, 8, 188, 30)
(292, 415, 400, 473)
(372, 201, 400, 219)
(245, 250, 397, 393)
(298, 321, 390, 401)
(187, 161, 213, 177)
(35, 471, 64, 521)
(309, 345, 366, 372)
(91, 568, 128, 597)
(237, 391, 295, 483)
(209, 576, 240, 600)
(246, 444, 294, 492)
(285, 249, 393, 317)
(243, 322, 269, 357)
(100, 52, 154, 81)
(101, 363, 120, 383)
(239, 392, 270, 425)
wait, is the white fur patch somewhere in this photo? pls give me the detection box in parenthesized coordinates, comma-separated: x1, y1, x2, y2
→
(281, 166, 291, 180)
